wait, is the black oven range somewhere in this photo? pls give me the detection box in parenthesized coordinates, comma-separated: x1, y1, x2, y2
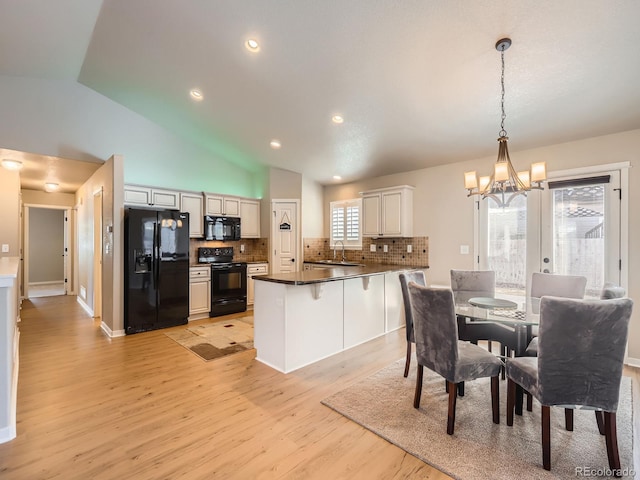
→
(198, 247, 247, 317)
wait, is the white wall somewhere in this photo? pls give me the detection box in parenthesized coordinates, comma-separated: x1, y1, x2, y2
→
(0, 75, 263, 197)
(0, 169, 20, 258)
(325, 129, 640, 361)
(301, 176, 324, 238)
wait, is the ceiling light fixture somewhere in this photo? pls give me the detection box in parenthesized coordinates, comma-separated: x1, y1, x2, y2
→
(1, 159, 23, 171)
(44, 182, 59, 192)
(190, 89, 204, 101)
(245, 38, 260, 52)
(464, 38, 546, 207)
(332, 115, 344, 124)
(270, 139, 281, 149)
(333, 175, 342, 180)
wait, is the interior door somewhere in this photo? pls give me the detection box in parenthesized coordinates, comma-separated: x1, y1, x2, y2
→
(271, 201, 299, 274)
(540, 171, 621, 298)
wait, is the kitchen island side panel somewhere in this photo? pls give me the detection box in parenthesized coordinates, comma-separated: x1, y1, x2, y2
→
(284, 281, 343, 373)
(343, 275, 385, 349)
(253, 281, 286, 372)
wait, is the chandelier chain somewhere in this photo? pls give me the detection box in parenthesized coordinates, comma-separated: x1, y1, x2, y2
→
(499, 46, 507, 138)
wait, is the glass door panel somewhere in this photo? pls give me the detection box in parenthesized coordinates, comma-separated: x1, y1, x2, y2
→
(541, 172, 620, 298)
(479, 193, 527, 299)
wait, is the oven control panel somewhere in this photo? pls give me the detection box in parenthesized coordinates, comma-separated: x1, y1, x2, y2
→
(198, 247, 234, 263)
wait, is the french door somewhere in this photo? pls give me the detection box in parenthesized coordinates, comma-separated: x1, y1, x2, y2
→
(478, 164, 625, 300)
(540, 171, 620, 297)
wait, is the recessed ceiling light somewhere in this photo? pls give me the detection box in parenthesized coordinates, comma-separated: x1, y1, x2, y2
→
(270, 139, 282, 149)
(45, 182, 59, 192)
(333, 175, 342, 180)
(190, 89, 203, 101)
(245, 38, 260, 52)
(1, 159, 23, 171)
(332, 115, 344, 124)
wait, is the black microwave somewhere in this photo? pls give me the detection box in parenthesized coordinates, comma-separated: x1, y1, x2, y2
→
(204, 216, 241, 241)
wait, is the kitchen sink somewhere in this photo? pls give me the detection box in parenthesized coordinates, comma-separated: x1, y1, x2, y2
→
(314, 259, 366, 267)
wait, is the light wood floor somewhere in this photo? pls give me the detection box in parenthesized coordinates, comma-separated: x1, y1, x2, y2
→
(0, 296, 637, 479)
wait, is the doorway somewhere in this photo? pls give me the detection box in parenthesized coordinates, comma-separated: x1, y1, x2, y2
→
(24, 205, 71, 298)
(270, 200, 300, 274)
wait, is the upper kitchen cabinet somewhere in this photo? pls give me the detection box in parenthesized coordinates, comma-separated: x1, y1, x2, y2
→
(205, 194, 240, 217)
(124, 185, 179, 209)
(180, 192, 204, 238)
(239, 199, 260, 238)
(361, 185, 414, 237)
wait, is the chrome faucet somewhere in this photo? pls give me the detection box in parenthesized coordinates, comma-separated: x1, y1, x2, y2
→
(333, 240, 346, 262)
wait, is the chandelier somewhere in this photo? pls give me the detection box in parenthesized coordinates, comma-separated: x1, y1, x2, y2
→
(464, 38, 546, 207)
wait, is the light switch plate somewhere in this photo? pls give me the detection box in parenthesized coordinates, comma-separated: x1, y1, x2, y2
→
(1, 244, 8, 253)
(383, 245, 388, 253)
(370, 244, 376, 252)
(460, 245, 470, 255)
(407, 245, 412, 253)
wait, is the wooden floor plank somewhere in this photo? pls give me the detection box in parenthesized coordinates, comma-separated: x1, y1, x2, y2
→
(1, 296, 637, 480)
(0, 297, 436, 479)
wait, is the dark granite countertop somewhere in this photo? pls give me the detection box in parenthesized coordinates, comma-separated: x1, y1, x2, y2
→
(254, 263, 428, 285)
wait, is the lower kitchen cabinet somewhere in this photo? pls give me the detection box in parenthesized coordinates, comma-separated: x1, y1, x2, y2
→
(189, 266, 211, 320)
(247, 263, 268, 306)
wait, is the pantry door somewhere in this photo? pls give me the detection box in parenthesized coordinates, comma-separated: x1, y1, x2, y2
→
(271, 200, 300, 274)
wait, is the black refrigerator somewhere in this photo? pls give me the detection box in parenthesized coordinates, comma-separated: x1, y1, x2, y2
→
(124, 208, 190, 334)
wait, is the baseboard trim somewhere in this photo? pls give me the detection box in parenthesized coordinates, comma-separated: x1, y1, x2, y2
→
(100, 321, 125, 338)
(0, 425, 16, 444)
(624, 356, 640, 368)
(28, 281, 65, 286)
(76, 296, 93, 317)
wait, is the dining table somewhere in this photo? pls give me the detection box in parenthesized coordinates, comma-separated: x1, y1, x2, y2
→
(454, 297, 539, 357)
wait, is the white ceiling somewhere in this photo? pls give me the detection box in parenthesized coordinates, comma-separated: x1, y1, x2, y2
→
(2, 0, 640, 189)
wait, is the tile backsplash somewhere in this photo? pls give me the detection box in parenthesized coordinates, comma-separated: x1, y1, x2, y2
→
(189, 238, 269, 263)
(303, 237, 429, 267)
(190, 236, 429, 267)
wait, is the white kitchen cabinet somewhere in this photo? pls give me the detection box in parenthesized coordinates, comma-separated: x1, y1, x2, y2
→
(247, 263, 268, 306)
(180, 192, 204, 238)
(124, 185, 180, 209)
(239, 199, 260, 238)
(189, 266, 211, 320)
(361, 185, 414, 237)
(205, 194, 240, 217)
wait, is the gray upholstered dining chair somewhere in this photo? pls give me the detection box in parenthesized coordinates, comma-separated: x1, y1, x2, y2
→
(505, 295, 633, 472)
(528, 272, 587, 315)
(399, 271, 427, 377)
(407, 282, 503, 435)
(526, 281, 624, 356)
(451, 269, 515, 376)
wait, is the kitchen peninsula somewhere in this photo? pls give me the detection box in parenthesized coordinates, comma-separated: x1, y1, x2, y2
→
(253, 264, 426, 373)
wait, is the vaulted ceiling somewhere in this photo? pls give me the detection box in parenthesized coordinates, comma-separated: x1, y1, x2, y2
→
(2, 0, 640, 190)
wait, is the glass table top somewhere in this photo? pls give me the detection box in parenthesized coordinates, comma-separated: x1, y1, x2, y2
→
(455, 301, 539, 326)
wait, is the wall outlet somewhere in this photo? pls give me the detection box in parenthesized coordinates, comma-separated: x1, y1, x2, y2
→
(1, 244, 8, 253)
(460, 244, 470, 255)
(407, 245, 412, 253)
(383, 245, 388, 253)
(370, 244, 376, 252)
(240, 244, 245, 253)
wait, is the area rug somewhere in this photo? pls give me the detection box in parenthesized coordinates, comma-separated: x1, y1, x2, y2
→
(322, 358, 634, 480)
(164, 317, 254, 361)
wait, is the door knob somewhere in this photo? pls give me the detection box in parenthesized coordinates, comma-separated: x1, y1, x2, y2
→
(543, 257, 550, 263)
(290, 258, 295, 262)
